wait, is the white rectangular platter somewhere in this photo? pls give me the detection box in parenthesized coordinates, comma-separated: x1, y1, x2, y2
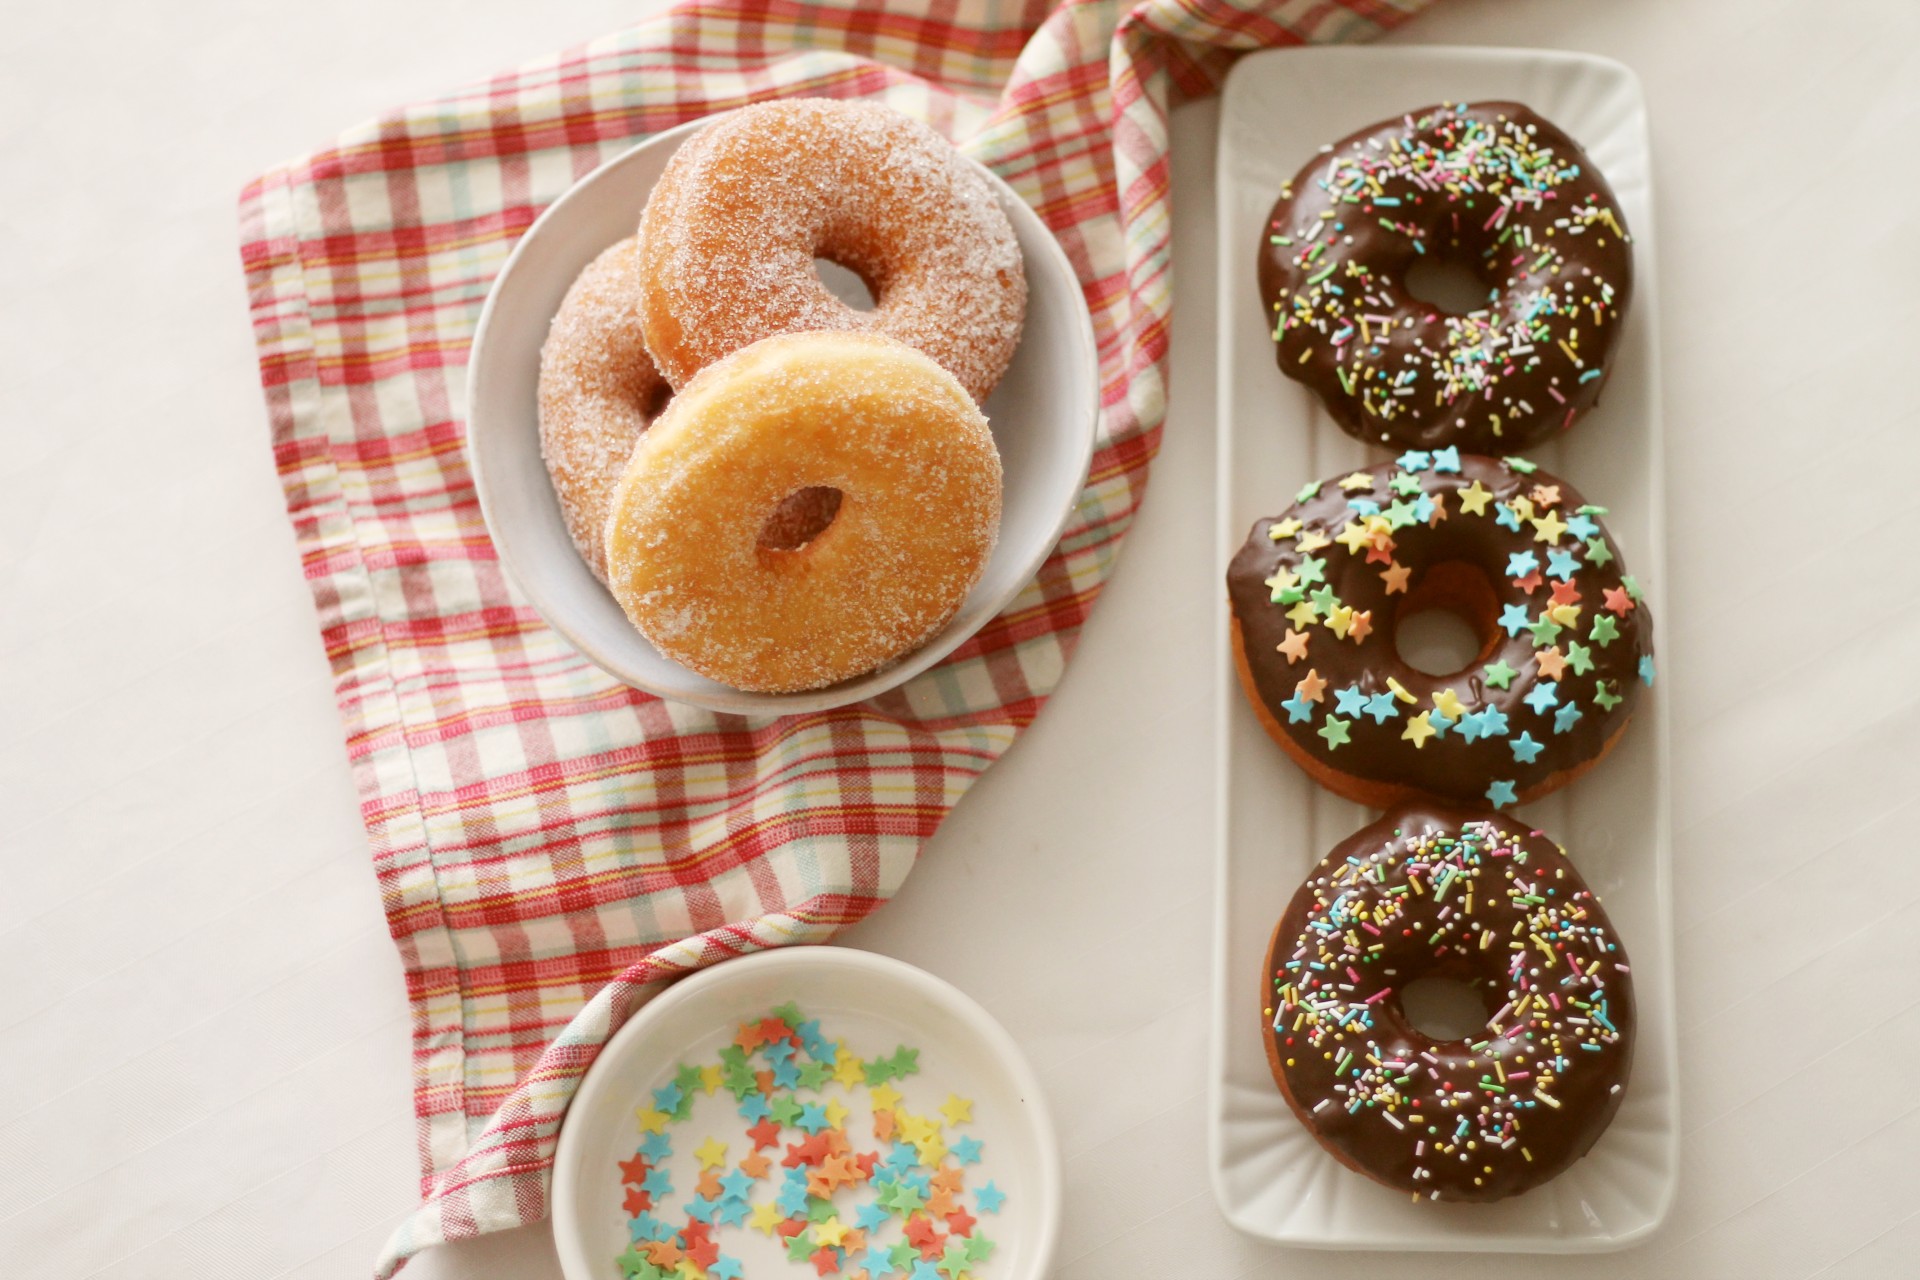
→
(1209, 46, 1678, 1250)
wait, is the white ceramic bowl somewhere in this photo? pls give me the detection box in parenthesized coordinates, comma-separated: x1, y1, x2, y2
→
(551, 946, 1060, 1280)
(467, 117, 1100, 714)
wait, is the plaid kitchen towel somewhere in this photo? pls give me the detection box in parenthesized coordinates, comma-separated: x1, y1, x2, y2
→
(237, 0, 1433, 1270)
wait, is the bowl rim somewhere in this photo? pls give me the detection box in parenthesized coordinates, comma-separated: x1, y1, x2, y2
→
(548, 944, 1063, 1280)
(467, 114, 1101, 716)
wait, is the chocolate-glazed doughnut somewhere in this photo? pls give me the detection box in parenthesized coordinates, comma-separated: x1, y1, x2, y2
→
(1263, 805, 1635, 1201)
(1226, 451, 1652, 809)
(1257, 102, 1632, 453)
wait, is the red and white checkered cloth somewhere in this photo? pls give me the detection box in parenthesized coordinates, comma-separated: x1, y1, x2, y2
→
(238, 0, 1432, 1271)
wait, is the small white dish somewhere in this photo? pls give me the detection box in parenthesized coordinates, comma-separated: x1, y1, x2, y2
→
(551, 946, 1060, 1280)
(467, 117, 1100, 715)
(1210, 47, 1679, 1250)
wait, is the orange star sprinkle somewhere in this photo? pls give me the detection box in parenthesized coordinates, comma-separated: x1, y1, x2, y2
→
(1296, 669, 1327, 703)
(1277, 628, 1311, 663)
(1534, 647, 1568, 681)
(1380, 563, 1411, 594)
(1346, 610, 1373, 643)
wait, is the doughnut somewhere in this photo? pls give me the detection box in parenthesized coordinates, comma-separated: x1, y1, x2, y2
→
(1225, 451, 1653, 809)
(1263, 805, 1635, 1201)
(1257, 101, 1633, 453)
(636, 97, 1026, 403)
(604, 331, 1002, 693)
(537, 235, 673, 584)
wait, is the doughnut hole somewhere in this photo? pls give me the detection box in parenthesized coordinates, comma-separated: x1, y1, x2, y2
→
(1399, 974, 1498, 1041)
(1403, 255, 1497, 316)
(638, 379, 673, 423)
(1393, 560, 1502, 677)
(757, 486, 844, 552)
(813, 257, 877, 312)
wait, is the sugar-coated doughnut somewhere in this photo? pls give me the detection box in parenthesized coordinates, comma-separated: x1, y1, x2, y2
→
(1258, 102, 1633, 453)
(1226, 451, 1653, 810)
(636, 98, 1026, 403)
(605, 331, 1002, 694)
(1264, 805, 1635, 1201)
(537, 236, 672, 584)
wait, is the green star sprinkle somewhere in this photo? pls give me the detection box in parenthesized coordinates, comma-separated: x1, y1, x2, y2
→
(1483, 659, 1518, 690)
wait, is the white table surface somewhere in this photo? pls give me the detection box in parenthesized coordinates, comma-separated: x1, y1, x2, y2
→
(4, 1, 1916, 1277)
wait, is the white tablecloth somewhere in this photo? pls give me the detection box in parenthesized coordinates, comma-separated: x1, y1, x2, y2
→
(4, 1, 1915, 1277)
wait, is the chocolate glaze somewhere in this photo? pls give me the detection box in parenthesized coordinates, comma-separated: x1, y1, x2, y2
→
(1226, 453, 1652, 806)
(1263, 805, 1635, 1201)
(1257, 102, 1633, 453)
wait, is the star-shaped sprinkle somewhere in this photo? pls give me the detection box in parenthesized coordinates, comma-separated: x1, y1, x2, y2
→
(710, 1258, 744, 1280)
(1432, 688, 1467, 721)
(1401, 712, 1436, 749)
(1334, 685, 1369, 717)
(1317, 717, 1352, 750)
(1336, 521, 1374, 554)
(1594, 681, 1623, 710)
(1459, 481, 1493, 515)
(1563, 641, 1595, 675)
(1603, 585, 1635, 615)
(1584, 536, 1613, 566)
(1554, 703, 1584, 734)
(1531, 510, 1568, 544)
(1346, 610, 1373, 642)
(635, 1107, 673, 1134)
(1380, 562, 1411, 594)
(831, 1052, 867, 1089)
(1590, 614, 1620, 646)
(1523, 681, 1560, 714)
(1285, 599, 1321, 628)
(1527, 612, 1564, 648)
(1295, 669, 1327, 703)
(1431, 446, 1461, 472)
(1268, 516, 1304, 541)
(1277, 628, 1310, 663)
(1363, 691, 1399, 724)
(939, 1095, 973, 1127)
(1498, 604, 1533, 636)
(1504, 455, 1538, 474)
(1486, 779, 1518, 808)
(619, 1153, 653, 1185)
(1297, 528, 1331, 553)
(1534, 646, 1568, 681)
(1483, 659, 1518, 689)
(1510, 731, 1544, 763)
(869, 1082, 903, 1112)
(1339, 471, 1375, 492)
(1640, 656, 1656, 686)
(695, 1137, 729, 1170)
(1546, 548, 1581, 580)
(975, 1181, 1005, 1214)
(1506, 551, 1539, 579)
(1280, 694, 1315, 724)
(949, 1134, 982, 1164)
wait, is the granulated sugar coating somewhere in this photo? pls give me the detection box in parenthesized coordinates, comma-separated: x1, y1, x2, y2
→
(537, 236, 673, 584)
(605, 331, 1003, 694)
(637, 98, 1027, 404)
